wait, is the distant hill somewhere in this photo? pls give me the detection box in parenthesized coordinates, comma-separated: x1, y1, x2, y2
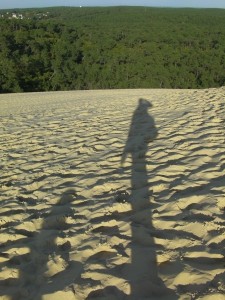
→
(1, 7, 225, 93)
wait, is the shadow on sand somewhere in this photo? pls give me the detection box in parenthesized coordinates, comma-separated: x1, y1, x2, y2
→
(121, 98, 176, 299)
(0, 189, 82, 300)
(87, 98, 177, 299)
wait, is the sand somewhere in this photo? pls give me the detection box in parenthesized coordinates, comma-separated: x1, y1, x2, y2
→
(0, 88, 225, 300)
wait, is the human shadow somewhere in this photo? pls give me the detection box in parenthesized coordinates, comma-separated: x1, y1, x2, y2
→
(86, 99, 177, 299)
(121, 98, 177, 299)
(0, 189, 83, 300)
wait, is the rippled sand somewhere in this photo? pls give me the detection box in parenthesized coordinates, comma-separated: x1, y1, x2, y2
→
(1, 88, 225, 300)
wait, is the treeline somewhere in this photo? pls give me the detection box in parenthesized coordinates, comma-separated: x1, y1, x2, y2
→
(1, 7, 225, 93)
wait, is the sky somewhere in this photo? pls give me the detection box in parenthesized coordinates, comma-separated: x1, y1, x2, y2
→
(1, 0, 225, 9)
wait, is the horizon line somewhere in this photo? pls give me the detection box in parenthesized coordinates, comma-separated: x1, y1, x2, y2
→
(1, 5, 225, 10)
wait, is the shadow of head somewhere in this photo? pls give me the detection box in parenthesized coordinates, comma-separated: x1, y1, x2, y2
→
(139, 98, 153, 109)
(59, 189, 77, 205)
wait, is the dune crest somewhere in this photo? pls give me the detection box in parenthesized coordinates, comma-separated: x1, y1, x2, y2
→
(1, 88, 225, 299)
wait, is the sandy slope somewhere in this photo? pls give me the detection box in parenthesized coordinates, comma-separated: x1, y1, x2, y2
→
(0, 88, 225, 300)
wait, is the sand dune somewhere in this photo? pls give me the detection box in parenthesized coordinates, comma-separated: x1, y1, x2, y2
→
(0, 88, 225, 300)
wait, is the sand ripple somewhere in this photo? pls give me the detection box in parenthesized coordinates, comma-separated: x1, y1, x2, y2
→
(0, 88, 225, 299)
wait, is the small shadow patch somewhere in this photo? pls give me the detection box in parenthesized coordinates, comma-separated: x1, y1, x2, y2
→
(114, 190, 130, 203)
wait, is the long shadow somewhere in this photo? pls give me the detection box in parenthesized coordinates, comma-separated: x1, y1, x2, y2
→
(86, 99, 177, 299)
(0, 189, 83, 300)
(121, 98, 177, 299)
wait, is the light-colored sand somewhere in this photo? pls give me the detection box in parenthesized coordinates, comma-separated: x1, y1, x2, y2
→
(0, 88, 225, 300)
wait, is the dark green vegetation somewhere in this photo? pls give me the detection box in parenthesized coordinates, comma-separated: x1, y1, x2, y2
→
(1, 7, 225, 93)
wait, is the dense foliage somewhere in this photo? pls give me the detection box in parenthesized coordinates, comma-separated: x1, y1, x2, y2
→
(1, 7, 225, 93)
